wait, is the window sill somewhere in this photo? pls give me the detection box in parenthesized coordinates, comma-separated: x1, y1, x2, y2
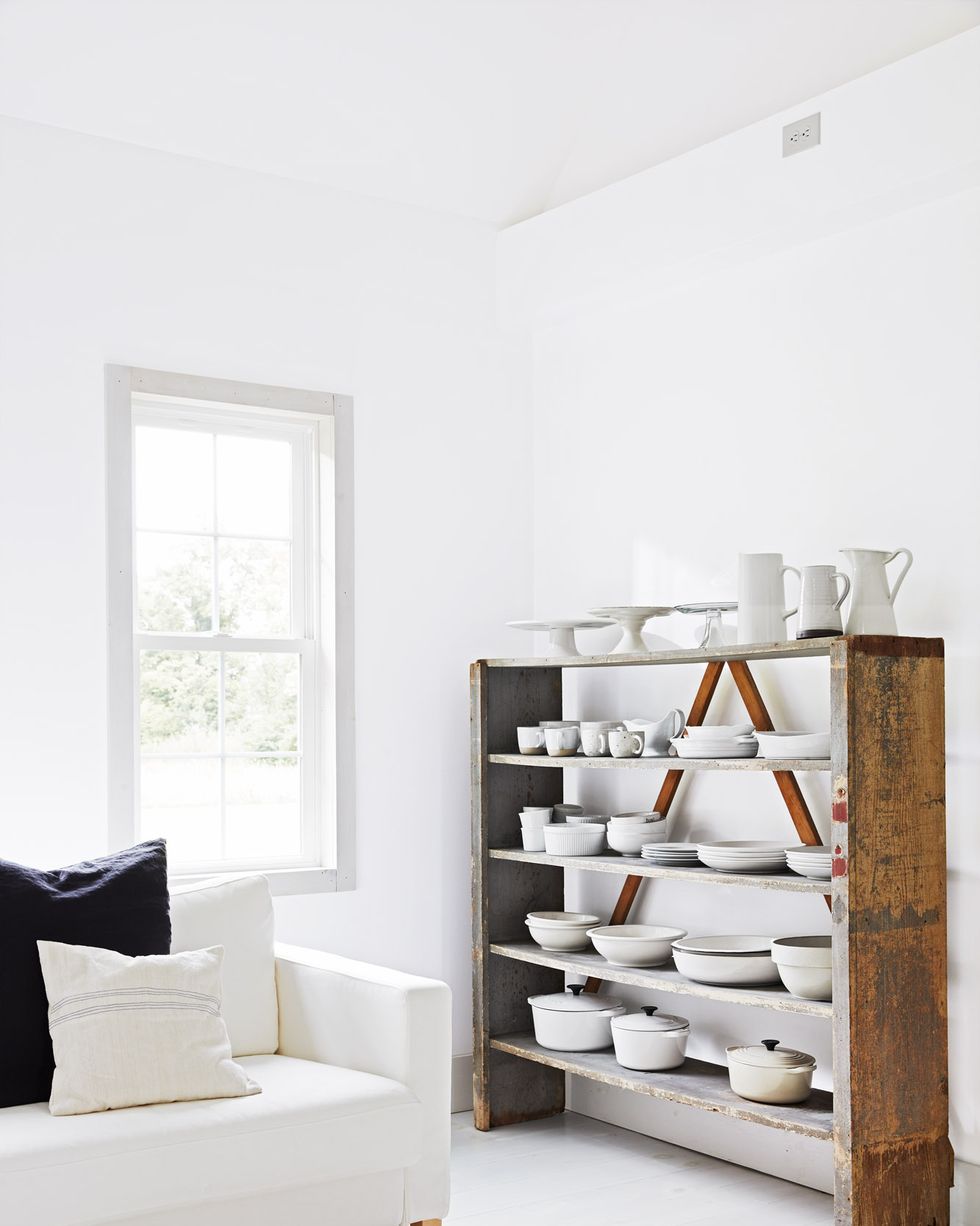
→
(169, 866, 344, 897)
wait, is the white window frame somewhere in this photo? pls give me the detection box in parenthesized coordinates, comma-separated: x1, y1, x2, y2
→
(106, 366, 355, 895)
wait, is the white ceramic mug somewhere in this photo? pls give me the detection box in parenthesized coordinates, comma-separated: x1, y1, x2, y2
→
(796, 565, 850, 639)
(517, 726, 546, 755)
(608, 728, 644, 759)
(545, 726, 580, 757)
(737, 552, 801, 644)
(581, 728, 611, 757)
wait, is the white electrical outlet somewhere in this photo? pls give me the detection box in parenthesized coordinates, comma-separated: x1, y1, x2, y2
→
(782, 112, 821, 158)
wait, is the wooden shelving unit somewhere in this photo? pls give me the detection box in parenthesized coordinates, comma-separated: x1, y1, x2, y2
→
(471, 635, 950, 1226)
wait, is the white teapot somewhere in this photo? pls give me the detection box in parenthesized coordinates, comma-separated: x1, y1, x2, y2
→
(624, 710, 685, 758)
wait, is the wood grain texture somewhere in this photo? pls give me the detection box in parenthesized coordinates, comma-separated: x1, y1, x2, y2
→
(830, 636, 950, 1225)
(491, 1034, 834, 1139)
(491, 942, 833, 1017)
(489, 848, 829, 894)
(471, 663, 565, 1130)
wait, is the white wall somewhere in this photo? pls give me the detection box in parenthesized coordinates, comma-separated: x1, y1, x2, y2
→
(499, 27, 980, 1194)
(0, 116, 532, 1057)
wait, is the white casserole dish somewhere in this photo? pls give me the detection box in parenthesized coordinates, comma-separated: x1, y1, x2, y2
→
(727, 1039, 816, 1104)
(671, 935, 780, 985)
(542, 823, 606, 857)
(528, 984, 625, 1052)
(755, 730, 830, 759)
(612, 1005, 689, 1071)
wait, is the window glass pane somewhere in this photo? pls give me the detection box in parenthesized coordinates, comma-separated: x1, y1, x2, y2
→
(225, 757, 301, 860)
(140, 650, 220, 753)
(140, 757, 221, 863)
(135, 425, 213, 533)
(137, 533, 213, 633)
(218, 539, 290, 636)
(216, 434, 291, 538)
(223, 653, 299, 753)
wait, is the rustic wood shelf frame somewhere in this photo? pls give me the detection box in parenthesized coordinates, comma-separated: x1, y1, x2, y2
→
(471, 636, 950, 1224)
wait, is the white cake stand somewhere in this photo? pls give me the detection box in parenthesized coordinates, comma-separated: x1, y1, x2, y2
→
(587, 606, 675, 654)
(507, 618, 615, 658)
(674, 602, 738, 648)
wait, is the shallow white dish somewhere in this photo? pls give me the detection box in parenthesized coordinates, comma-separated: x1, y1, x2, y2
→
(671, 738, 759, 759)
(565, 812, 609, 826)
(672, 935, 780, 986)
(525, 912, 598, 951)
(543, 823, 606, 857)
(684, 723, 755, 739)
(785, 845, 834, 879)
(610, 811, 659, 825)
(588, 924, 687, 967)
(755, 730, 830, 759)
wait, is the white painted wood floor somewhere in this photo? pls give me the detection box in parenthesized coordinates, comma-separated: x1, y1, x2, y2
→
(445, 1110, 833, 1225)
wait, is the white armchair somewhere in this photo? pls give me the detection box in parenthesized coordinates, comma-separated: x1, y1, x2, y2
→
(0, 877, 451, 1226)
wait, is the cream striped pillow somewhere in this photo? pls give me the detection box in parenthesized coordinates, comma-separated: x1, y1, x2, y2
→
(37, 941, 261, 1116)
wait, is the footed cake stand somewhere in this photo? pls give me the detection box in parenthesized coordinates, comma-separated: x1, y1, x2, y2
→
(587, 606, 675, 654)
(506, 618, 614, 658)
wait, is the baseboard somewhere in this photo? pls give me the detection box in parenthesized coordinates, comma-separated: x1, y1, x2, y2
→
(451, 1052, 473, 1113)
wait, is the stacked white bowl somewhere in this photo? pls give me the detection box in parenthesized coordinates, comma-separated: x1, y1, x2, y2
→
(771, 936, 832, 1000)
(606, 811, 666, 856)
(518, 806, 552, 851)
(525, 911, 600, 951)
(697, 840, 789, 874)
(670, 723, 757, 759)
(672, 935, 781, 986)
(785, 845, 833, 879)
(641, 842, 700, 866)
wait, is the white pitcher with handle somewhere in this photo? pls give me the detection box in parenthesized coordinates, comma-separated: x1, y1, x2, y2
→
(841, 548, 913, 634)
(737, 553, 801, 644)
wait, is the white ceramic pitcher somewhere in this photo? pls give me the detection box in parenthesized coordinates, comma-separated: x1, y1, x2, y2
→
(737, 553, 801, 644)
(841, 548, 913, 634)
(624, 710, 685, 757)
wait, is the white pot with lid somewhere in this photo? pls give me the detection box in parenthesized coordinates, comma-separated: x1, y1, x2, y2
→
(612, 1004, 689, 1071)
(528, 984, 625, 1052)
(726, 1038, 816, 1104)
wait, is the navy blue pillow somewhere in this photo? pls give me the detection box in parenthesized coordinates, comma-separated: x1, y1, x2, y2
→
(0, 839, 171, 1107)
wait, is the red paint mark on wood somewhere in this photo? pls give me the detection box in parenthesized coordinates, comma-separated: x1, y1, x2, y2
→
(832, 799, 848, 823)
(835, 844, 842, 856)
(832, 856, 848, 878)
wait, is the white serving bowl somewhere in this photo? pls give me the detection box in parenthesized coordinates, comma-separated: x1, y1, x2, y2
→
(543, 823, 606, 857)
(606, 822, 666, 856)
(521, 828, 546, 852)
(588, 924, 687, 968)
(672, 936, 780, 985)
(525, 920, 593, 951)
(771, 936, 833, 1000)
(526, 911, 601, 927)
(755, 730, 830, 759)
(727, 1039, 816, 1105)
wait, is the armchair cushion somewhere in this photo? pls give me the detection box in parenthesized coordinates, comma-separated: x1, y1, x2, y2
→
(170, 875, 278, 1056)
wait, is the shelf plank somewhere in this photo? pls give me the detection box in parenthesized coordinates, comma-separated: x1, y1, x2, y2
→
(488, 752, 830, 771)
(490, 942, 832, 1018)
(482, 637, 838, 670)
(491, 1033, 834, 1140)
(489, 848, 831, 895)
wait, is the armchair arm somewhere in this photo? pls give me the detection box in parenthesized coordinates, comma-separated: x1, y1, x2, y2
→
(275, 943, 451, 1223)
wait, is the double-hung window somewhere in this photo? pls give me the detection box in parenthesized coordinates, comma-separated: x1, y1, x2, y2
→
(107, 368, 353, 891)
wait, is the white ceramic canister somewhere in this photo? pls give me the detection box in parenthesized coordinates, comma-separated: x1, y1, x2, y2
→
(612, 1005, 690, 1071)
(726, 1038, 816, 1104)
(528, 984, 625, 1052)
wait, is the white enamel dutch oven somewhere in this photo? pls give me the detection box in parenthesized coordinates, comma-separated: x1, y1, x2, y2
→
(612, 1005, 689, 1071)
(528, 984, 625, 1052)
(726, 1038, 816, 1105)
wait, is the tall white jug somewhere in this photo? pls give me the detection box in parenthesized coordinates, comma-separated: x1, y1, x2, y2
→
(841, 548, 913, 634)
(737, 553, 801, 644)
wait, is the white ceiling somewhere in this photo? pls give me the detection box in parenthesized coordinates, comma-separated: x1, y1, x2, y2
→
(1, 0, 978, 226)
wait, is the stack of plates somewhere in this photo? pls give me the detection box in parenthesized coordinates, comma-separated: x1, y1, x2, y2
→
(670, 725, 758, 759)
(698, 840, 789, 874)
(785, 845, 833, 879)
(641, 842, 700, 866)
